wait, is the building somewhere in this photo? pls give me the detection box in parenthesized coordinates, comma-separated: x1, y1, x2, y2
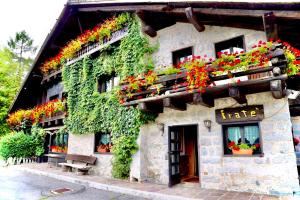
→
(8, 0, 300, 196)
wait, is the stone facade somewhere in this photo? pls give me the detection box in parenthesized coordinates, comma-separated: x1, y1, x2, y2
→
(68, 133, 113, 178)
(149, 23, 266, 69)
(131, 92, 299, 195)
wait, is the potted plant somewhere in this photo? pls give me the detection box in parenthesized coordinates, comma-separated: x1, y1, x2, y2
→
(51, 145, 58, 152)
(228, 141, 258, 155)
(97, 134, 111, 153)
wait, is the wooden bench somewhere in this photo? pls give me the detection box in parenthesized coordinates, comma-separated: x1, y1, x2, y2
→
(58, 154, 97, 175)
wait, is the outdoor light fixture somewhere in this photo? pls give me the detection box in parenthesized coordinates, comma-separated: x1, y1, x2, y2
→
(204, 120, 212, 132)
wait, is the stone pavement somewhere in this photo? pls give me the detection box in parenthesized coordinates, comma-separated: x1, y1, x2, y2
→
(10, 163, 289, 200)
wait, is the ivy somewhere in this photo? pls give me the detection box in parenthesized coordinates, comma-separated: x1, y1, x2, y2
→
(62, 13, 156, 179)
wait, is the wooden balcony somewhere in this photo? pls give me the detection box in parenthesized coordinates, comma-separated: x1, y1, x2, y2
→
(39, 112, 66, 128)
(120, 44, 290, 113)
(66, 27, 129, 66)
(41, 69, 62, 86)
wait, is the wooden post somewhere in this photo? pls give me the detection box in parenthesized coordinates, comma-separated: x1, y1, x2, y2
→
(263, 12, 278, 41)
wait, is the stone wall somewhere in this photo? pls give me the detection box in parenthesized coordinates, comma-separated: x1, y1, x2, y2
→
(68, 133, 113, 178)
(133, 92, 300, 195)
(149, 23, 266, 69)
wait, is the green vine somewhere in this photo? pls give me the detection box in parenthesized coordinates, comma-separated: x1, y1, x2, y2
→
(62, 13, 156, 179)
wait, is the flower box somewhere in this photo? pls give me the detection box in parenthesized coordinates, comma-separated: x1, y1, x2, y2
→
(232, 149, 253, 155)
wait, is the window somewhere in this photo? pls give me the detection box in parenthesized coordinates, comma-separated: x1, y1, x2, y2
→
(172, 47, 193, 66)
(215, 36, 244, 56)
(95, 132, 112, 153)
(98, 75, 120, 93)
(49, 94, 59, 101)
(223, 123, 261, 155)
(49, 131, 68, 154)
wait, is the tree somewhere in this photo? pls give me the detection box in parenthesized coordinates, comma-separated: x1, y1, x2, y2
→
(7, 30, 37, 82)
(0, 48, 20, 136)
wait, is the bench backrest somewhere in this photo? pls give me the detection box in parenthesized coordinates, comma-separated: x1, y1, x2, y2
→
(65, 154, 97, 165)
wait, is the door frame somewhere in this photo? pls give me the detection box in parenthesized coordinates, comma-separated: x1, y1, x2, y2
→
(168, 123, 200, 186)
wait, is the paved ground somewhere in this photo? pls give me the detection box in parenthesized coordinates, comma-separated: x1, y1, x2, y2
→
(0, 167, 147, 200)
(8, 163, 286, 200)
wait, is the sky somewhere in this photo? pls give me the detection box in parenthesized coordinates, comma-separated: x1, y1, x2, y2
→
(1, 0, 299, 56)
(0, 0, 67, 55)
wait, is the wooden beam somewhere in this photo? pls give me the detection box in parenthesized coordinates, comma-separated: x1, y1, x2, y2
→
(185, 7, 205, 32)
(229, 87, 247, 104)
(138, 102, 163, 113)
(163, 98, 186, 111)
(166, 8, 300, 20)
(263, 12, 278, 41)
(124, 75, 288, 106)
(136, 10, 157, 37)
(192, 93, 214, 107)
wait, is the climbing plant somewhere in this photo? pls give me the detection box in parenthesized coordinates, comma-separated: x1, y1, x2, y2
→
(62, 13, 156, 179)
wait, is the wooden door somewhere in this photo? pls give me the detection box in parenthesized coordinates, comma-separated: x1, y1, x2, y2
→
(168, 127, 181, 186)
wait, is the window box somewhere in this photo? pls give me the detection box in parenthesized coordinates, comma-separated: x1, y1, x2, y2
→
(223, 123, 262, 156)
(232, 148, 253, 155)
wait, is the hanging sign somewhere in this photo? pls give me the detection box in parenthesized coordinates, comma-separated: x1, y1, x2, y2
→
(215, 105, 264, 123)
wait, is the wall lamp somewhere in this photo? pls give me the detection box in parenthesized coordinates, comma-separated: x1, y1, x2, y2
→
(204, 120, 212, 132)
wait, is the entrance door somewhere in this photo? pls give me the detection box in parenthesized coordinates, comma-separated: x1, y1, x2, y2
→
(168, 127, 181, 186)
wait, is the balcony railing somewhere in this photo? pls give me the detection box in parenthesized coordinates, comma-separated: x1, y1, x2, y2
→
(39, 111, 66, 128)
(66, 27, 129, 66)
(119, 44, 290, 112)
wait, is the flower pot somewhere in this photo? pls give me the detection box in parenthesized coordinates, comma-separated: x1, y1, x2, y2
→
(97, 146, 109, 153)
(232, 149, 253, 155)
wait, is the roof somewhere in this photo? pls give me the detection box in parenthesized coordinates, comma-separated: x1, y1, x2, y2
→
(9, 0, 300, 112)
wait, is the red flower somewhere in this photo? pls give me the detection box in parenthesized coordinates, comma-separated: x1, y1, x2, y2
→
(294, 137, 299, 146)
(228, 141, 235, 148)
(233, 146, 240, 151)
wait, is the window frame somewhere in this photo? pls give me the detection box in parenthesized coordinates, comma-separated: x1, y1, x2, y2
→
(94, 132, 113, 155)
(222, 121, 263, 156)
(172, 46, 194, 66)
(214, 35, 245, 57)
(97, 74, 119, 94)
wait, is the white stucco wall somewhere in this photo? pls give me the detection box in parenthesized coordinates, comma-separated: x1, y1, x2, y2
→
(68, 133, 113, 178)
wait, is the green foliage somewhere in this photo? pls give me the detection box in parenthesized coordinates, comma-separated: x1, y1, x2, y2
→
(0, 125, 46, 159)
(55, 127, 68, 146)
(285, 50, 298, 75)
(7, 30, 36, 83)
(111, 135, 138, 178)
(62, 14, 156, 179)
(0, 48, 22, 136)
(159, 67, 181, 75)
(0, 132, 33, 159)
